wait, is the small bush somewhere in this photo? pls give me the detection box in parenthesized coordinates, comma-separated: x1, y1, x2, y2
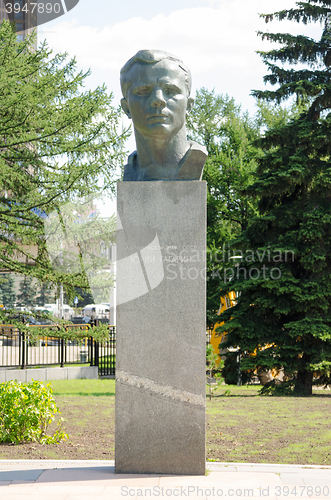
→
(222, 351, 252, 385)
(0, 379, 68, 444)
(206, 345, 225, 399)
(259, 379, 295, 396)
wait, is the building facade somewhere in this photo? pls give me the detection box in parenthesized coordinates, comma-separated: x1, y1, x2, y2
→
(0, 0, 37, 45)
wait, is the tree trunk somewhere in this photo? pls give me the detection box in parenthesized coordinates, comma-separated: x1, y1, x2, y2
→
(294, 370, 313, 395)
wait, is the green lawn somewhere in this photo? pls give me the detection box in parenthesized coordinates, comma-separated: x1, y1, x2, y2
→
(205, 384, 331, 464)
(0, 379, 330, 464)
(50, 378, 115, 397)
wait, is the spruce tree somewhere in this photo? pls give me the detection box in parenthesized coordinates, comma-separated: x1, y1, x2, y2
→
(75, 287, 94, 308)
(0, 273, 16, 308)
(36, 282, 53, 306)
(221, 1, 331, 395)
(16, 277, 36, 309)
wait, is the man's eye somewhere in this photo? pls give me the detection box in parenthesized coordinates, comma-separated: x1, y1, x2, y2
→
(135, 88, 150, 96)
(164, 87, 178, 95)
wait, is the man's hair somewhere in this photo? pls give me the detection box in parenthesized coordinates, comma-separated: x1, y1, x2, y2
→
(120, 49, 192, 98)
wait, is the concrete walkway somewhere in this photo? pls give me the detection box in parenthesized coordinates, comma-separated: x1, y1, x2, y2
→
(0, 460, 330, 500)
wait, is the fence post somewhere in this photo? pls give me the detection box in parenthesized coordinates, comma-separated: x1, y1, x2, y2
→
(111, 326, 116, 376)
(92, 319, 100, 370)
(60, 338, 65, 367)
(89, 336, 93, 366)
(20, 331, 26, 369)
(94, 341, 99, 368)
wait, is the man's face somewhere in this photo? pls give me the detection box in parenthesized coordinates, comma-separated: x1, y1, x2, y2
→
(121, 60, 194, 140)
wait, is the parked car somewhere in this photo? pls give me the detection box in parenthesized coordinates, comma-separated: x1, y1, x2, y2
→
(41, 338, 59, 346)
(71, 316, 91, 324)
(26, 315, 54, 326)
(14, 306, 32, 313)
(95, 317, 111, 325)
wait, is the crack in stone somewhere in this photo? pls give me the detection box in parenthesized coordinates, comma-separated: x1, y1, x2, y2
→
(116, 370, 205, 407)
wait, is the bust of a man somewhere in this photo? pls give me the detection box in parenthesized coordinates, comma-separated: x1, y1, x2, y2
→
(120, 49, 207, 181)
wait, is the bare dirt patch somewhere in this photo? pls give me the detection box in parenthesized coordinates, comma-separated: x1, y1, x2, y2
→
(206, 387, 331, 465)
(0, 384, 330, 464)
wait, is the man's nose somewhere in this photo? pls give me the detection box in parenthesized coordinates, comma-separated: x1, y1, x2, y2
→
(151, 89, 166, 108)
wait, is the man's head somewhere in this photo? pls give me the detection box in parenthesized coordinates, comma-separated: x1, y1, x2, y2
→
(120, 50, 194, 141)
(120, 50, 192, 99)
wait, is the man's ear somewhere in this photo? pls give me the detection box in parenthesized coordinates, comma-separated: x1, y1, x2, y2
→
(121, 98, 131, 119)
(186, 97, 194, 114)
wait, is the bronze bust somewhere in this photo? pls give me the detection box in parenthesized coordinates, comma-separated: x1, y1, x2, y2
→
(120, 50, 207, 181)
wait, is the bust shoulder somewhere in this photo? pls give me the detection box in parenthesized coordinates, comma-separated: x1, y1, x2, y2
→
(122, 141, 207, 182)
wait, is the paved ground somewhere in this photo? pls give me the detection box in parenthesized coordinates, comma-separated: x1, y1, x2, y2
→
(0, 460, 330, 500)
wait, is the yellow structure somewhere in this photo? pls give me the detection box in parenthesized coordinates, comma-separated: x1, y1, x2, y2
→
(209, 291, 236, 363)
(209, 294, 284, 384)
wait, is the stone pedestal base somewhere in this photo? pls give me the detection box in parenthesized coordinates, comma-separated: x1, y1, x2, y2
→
(115, 181, 206, 475)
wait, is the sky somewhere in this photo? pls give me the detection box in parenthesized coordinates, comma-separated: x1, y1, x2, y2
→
(38, 0, 322, 215)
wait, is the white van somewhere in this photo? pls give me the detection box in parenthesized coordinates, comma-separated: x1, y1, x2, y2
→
(43, 303, 74, 320)
(33, 306, 55, 316)
(82, 304, 110, 319)
(61, 305, 75, 320)
(43, 304, 59, 317)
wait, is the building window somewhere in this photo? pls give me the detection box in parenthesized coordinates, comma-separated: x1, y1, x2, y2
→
(16, 22, 23, 31)
(17, 34, 23, 41)
(14, 11, 23, 19)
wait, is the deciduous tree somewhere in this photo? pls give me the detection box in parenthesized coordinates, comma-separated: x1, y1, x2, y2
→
(187, 89, 259, 327)
(0, 21, 126, 305)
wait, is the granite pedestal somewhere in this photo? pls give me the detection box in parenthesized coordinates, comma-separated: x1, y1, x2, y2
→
(115, 181, 206, 475)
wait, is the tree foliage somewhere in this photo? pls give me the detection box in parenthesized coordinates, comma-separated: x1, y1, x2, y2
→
(0, 273, 15, 308)
(187, 89, 260, 327)
(36, 282, 53, 306)
(220, 0, 331, 395)
(16, 276, 36, 308)
(74, 286, 94, 308)
(0, 21, 126, 296)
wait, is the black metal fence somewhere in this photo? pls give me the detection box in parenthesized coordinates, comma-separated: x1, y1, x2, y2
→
(98, 326, 116, 377)
(0, 324, 116, 376)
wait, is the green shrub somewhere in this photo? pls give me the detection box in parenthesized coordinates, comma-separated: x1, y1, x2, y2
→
(0, 380, 68, 444)
(222, 351, 252, 385)
(259, 379, 295, 396)
(206, 345, 225, 399)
